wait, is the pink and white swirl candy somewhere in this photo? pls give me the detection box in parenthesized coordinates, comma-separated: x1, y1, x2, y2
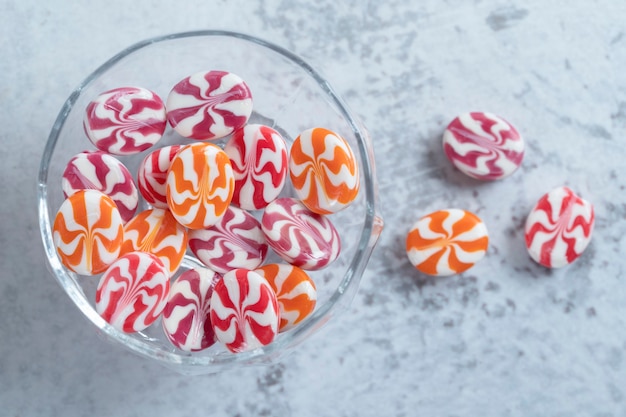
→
(162, 268, 221, 351)
(83, 87, 167, 155)
(525, 186, 595, 268)
(209, 269, 280, 353)
(62, 150, 138, 222)
(443, 112, 525, 180)
(188, 206, 268, 274)
(137, 145, 183, 209)
(166, 70, 253, 140)
(261, 197, 341, 270)
(96, 251, 170, 333)
(224, 124, 288, 210)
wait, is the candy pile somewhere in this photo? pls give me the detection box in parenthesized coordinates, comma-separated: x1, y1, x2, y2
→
(52, 70, 360, 354)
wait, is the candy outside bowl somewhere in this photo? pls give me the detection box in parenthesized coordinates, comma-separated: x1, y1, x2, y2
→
(38, 30, 384, 375)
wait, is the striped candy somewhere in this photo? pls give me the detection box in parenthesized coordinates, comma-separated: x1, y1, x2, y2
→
(120, 208, 188, 276)
(137, 145, 183, 209)
(166, 70, 253, 140)
(96, 251, 170, 333)
(255, 264, 316, 332)
(188, 206, 267, 274)
(261, 197, 341, 270)
(224, 124, 288, 210)
(209, 269, 280, 353)
(52, 190, 124, 275)
(166, 143, 234, 229)
(162, 268, 221, 351)
(443, 112, 525, 180)
(289, 127, 360, 214)
(525, 186, 595, 268)
(406, 209, 489, 276)
(83, 87, 167, 155)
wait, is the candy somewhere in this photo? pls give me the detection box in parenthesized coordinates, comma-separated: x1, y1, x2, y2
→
(406, 209, 488, 276)
(120, 208, 188, 276)
(262, 197, 341, 270)
(224, 124, 288, 210)
(83, 87, 167, 155)
(524, 186, 595, 268)
(137, 145, 183, 209)
(62, 150, 138, 223)
(166, 70, 253, 140)
(52, 189, 124, 275)
(162, 268, 221, 351)
(166, 143, 234, 229)
(289, 127, 360, 214)
(443, 112, 525, 180)
(209, 269, 280, 353)
(188, 206, 267, 274)
(255, 264, 316, 332)
(96, 251, 170, 333)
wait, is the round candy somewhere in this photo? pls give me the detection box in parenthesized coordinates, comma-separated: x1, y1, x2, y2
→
(255, 264, 317, 332)
(120, 208, 188, 276)
(52, 189, 124, 275)
(406, 209, 489, 276)
(443, 112, 525, 180)
(262, 197, 341, 270)
(166, 143, 235, 230)
(525, 186, 595, 268)
(96, 251, 170, 333)
(166, 70, 253, 140)
(162, 268, 221, 351)
(137, 145, 183, 209)
(224, 124, 288, 210)
(188, 206, 268, 274)
(289, 127, 360, 214)
(62, 150, 138, 223)
(209, 269, 280, 353)
(83, 86, 167, 155)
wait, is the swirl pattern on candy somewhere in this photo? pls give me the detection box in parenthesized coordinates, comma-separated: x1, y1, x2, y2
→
(162, 268, 221, 351)
(442, 112, 525, 180)
(261, 197, 341, 270)
(96, 251, 170, 333)
(121, 208, 188, 276)
(166, 143, 234, 229)
(224, 124, 288, 210)
(166, 70, 253, 140)
(524, 186, 595, 268)
(209, 269, 280, 353)
(84, 87, 167, 155)
(188, 206, 267, 274)
(53, 189, 124, 275)
(138, 145, 183, 209)
(62, 150, 138, 223)
(406, 209, 489, 276)
(255, 264, 317, 332)
(289, 127, 360, 214)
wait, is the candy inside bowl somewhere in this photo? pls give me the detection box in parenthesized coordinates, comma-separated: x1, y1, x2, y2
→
(38, 30, 383, 375)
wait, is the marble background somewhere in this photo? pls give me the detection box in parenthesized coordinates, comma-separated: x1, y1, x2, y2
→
(2, 0, 626, 415)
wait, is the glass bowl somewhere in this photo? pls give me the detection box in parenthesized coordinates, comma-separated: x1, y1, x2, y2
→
(38, 30, 383, 375)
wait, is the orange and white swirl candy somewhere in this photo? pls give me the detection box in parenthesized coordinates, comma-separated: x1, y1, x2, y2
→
(289, 127, 360, 214)
(166, 143, 234, 229)
(406, 209, 488, 276)
(52, 190, 124, 276)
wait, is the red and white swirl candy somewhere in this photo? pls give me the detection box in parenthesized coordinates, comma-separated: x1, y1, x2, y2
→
(224, 124, 288, 210)
(62, 150, 138, 223)
(96, 251, 170, 333)
(209, 269, 280, 353)
(166, 70, 253, 140)
(525, 186, 595, 268)
(84, 87, 167, 155)
(443, 112, 525, 180)
(137, 145, 183, 209)
(188, 206, 268, 274)
(261, 197, 341, 270)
